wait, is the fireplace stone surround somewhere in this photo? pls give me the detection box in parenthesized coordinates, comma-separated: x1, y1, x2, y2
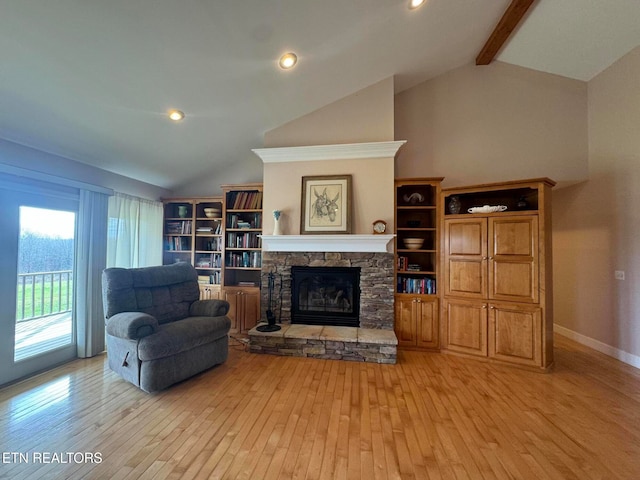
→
(259, 251, 394, 330)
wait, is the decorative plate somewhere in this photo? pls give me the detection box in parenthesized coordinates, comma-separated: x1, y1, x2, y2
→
(467, 205, 508, 214)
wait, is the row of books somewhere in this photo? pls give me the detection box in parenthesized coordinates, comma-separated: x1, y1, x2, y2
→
(227, 232, 261, 249)
(227, 191, 262, 210)
(165, 236, 190, 251)
(198, 237, 222, 251)
(195, 253, 222, 268)
(398, 277, 436, 295)
(397, 256, 429, 272)
(165, 220, 192, 234)
(227, 251, 261, 268)
(198, 273, 221, 285)
(195, 222, 222, 234)
(227, 213, 261, 229)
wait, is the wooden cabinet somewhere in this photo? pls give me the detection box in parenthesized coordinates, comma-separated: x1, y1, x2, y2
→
(199, 284, 221, 300)
(395, 295, 439, 349)
(394, 178, 443, 350)
(224, 287, 260, 333)
(442, 298, 488, 357)
(441, 178, 554, 370)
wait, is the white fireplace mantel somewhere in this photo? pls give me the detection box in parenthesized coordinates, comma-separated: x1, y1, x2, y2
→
(260, 234, 395, 253)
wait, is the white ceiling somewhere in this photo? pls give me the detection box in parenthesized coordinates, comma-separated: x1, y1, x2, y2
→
(1, 0, 639, 191)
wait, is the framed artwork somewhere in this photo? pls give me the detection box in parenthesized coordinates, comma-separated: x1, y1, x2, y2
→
(300, 175, 352, 234)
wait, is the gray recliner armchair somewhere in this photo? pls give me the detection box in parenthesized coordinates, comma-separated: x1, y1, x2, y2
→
(102, 262, 231, 393)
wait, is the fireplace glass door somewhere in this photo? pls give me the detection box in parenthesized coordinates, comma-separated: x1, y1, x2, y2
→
(291, 266, 360, 327)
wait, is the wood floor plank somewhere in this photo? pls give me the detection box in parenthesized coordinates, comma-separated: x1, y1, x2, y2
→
(1, 334, 640, 479)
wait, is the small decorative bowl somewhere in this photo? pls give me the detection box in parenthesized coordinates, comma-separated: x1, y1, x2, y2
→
(204, 208, 221, 218)
(403, 238, 424, 250)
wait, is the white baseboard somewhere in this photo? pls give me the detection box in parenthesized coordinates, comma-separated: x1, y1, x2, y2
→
(554, 324, 640, 369)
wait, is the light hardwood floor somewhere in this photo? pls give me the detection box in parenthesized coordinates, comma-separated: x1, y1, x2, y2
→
(1, 334, 640, 479)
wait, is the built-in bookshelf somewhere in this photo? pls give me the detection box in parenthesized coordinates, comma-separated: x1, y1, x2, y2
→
(163, 200, 194, 266)
(394, 178, 443, 350)
(221, 183, 263, 288)
(163, 197, 224, 292)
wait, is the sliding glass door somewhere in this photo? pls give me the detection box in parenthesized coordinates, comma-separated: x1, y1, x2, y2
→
(0, 189, 78, 386)
(14, 206, 75, 361)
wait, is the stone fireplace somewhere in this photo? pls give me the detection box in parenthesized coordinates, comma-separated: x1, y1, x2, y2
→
(260, 248, 394, 330)
(249, 141, 403, 363)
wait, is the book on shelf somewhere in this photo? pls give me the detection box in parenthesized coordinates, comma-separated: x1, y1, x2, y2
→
(166, 236, 190, 250)
(237, 281, 257, 287)
(227, 191, 263, 210)
(397, 277, 436, 295)
(198, 272, 221, 285)
(227, 232, 261, 248)
(165, 220, 192, 234)
(227, 251, 262, 268)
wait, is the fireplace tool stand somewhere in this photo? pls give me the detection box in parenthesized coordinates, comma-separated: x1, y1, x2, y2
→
(256, 271, 281, 332)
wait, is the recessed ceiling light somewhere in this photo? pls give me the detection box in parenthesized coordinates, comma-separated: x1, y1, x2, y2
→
(409, 0, 426, 9)
(278, 52, 298, 70)
(168, 109, 185, 121)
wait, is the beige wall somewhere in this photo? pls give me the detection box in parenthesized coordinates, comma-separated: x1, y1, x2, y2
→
(264, 77, 394, 148)
(262, 76, 395, 237)
(553, 47, 640, 359)
(0, 139, 170, 200)
(394, 61, 589, 188)
(263, 157, 394, 236)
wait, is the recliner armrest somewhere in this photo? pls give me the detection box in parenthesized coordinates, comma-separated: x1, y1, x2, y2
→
(189, 299, 230, 317)
(106, 312, 159, 340)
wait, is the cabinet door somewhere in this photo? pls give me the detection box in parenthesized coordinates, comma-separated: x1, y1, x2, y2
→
(444, 218, 487, 299)
(199, 285, 220, 300)
(488, 303, 541, 367)
(416, 297, 439, 349)
(224, 288, 260, 333)
(395, 296, 417, 347)
(443, 298, 487, 357)
(241, 289, 260, 333)
(223, 289, 241, 333)
(488, 216, 538, 303)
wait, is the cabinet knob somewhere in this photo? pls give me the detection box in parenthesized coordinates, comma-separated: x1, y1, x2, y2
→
(482, 256, 488, 261)
(490, 305, 495, 309)
(482, 304, 487, 309)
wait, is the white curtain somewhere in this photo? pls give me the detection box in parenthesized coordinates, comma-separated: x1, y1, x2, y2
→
(107, 192, 163, 268)
(76, 189, 110, 358)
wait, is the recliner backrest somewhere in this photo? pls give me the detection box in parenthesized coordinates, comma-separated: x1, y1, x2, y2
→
(102, 262, 200, 325)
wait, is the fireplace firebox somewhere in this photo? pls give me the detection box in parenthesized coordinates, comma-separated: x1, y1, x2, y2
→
(291, 266, 360, 327)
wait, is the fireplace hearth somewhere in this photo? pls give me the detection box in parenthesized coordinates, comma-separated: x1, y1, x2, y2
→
(291, 266, 360, 327)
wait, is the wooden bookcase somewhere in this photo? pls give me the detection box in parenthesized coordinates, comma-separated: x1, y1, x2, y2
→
(394, 178, 443, 350)
(163, 197, 224, 299)
(221, 183, 263, 333)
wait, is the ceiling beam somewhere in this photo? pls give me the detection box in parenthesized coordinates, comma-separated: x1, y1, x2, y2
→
(476, 0, 537, 65)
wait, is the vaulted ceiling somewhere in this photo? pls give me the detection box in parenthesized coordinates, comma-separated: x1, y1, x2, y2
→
(1, 1, 639, 191)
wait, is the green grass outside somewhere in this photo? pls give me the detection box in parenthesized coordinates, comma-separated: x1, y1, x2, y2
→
(16, 277, 73, 321)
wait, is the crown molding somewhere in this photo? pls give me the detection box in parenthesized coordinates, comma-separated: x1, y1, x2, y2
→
(252, 141, 406, 163)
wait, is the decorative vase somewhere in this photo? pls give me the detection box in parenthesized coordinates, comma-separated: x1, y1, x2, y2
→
(273, 218, 282, 235)
(177, 205, 188, 218)
(273, 210, 282, 235)
(448, 195, 461, 214)
(517, 196, 529, 210)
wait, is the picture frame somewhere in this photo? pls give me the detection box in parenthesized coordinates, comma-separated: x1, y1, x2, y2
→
(300, 175, 352, 234)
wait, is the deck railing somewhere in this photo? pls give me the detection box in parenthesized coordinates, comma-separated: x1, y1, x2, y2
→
(16, 270, 73, 322)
